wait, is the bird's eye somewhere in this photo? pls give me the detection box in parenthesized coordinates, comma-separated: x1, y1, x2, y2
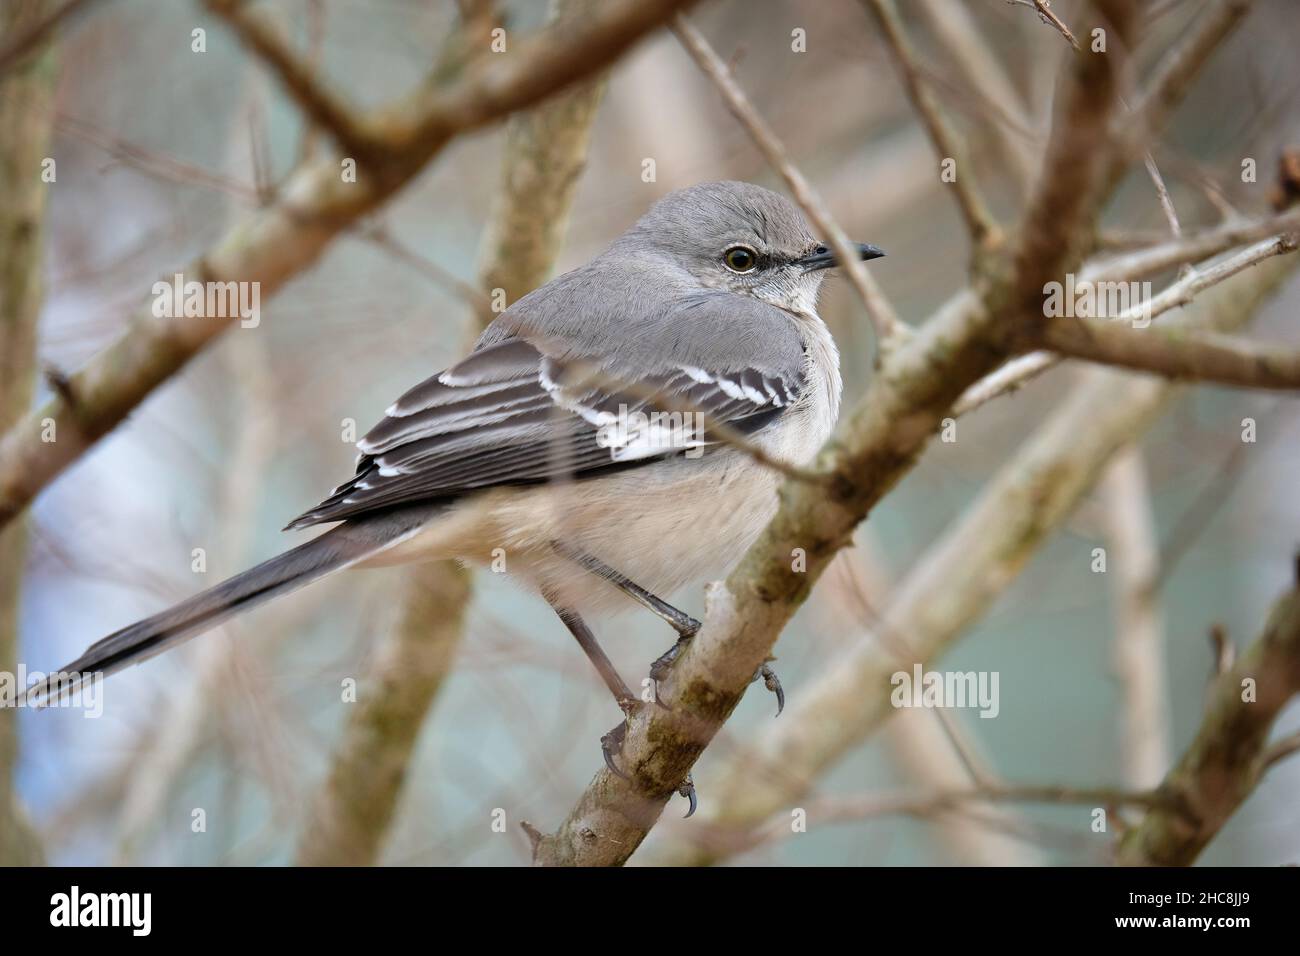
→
(723, 246, 758, 273)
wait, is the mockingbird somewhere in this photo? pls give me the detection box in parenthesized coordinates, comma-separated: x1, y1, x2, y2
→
(36, 181, 884, 807)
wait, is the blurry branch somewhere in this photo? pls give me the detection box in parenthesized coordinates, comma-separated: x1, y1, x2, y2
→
(670, 15, 903, 344)
(913, 0, 1038, 190)
(356, 223, 491, 313)
(297, 0, 609, 867)
(689, 782, 1167, 860)
(205, 0, 378, 160)
(884, 709, 1042, 865)
(650, 253, 1298, 867)
(0, 0, 699, 532)
(56, 113, 260, 202)
(1007, 2, 1137, 314)
(0, 0, 91, 76)
(1101, 448, 1169, 789)
(862, 0, 998, 246)
(1118, 557, 1300, 866)
(473, 24, 607, 329)
(1093, 210, 1300, 281)
(1123, 0, 1254, 163)
(114, 328, 278, 861)
(392, 0, 701, 159)
(533, 0, 1144, 867)
(0, 0, 56, 868)
(1034, 311, 1300, 390)
(1018, 0, 1081, 48)
(1143, 154, 1183, 240)
(955, 230, 1298, 415)
(296, 565, 472, 866)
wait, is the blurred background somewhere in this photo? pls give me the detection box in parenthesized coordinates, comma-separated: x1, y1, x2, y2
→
(4, 0, 1300, 865)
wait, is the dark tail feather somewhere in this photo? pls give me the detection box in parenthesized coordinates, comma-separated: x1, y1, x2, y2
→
(27, 515, 423, 705)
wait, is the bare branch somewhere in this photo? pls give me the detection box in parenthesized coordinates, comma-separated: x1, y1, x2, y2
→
(1092, 210, 1300, 284)
(670, 14, 903, 343)
(1101, 448, 1169, 789)
(0, 0, 93, 76)
(1118, 556, 1300, 865)
(206, 0, 378, 159)
(1021, 0, 1081, 49)
(473, 30, 608, 330)
(1034, 314, 1300, 391)
(863, 0, 999, 245)
(1143, 153, 1183, 239)
(1125, 0, 1254, 153)
(296, 565, 472, 866)
(913, 0, 1038, 189)
(955, 230, 1300, 415)
(0, 0, 56, 867)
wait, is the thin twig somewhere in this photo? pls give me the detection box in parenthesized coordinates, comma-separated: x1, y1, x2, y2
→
(671, 14, 903, 344)
(863, 0, 999, 245)
(206, 0, 379, 159)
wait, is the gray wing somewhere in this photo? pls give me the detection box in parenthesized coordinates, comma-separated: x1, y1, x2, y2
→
(286, 293, 806, 530)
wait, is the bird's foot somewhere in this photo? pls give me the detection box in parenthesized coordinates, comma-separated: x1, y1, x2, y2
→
(752, 659, 785, 716)
(677, 774, 698, 818)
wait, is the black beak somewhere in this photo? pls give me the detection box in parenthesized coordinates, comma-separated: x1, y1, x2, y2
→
(799, 241, 886, 272)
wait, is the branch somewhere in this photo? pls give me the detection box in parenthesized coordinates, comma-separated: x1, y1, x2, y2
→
(862, 0, 999, 245)
(955, 229, 1300, 415)
(206, 0, 378, 159)
(670, 14, 903, 343)
(1091, 210, 1300, 284)
(1008, 0, 1138, 311)
(0, 0, 700, 532)
(392, 0, 700, 159)
(1124, 0, 1254, 156)
(695, 782, 1166, 859)
(472, 15, 608, 330)
(0, 0, 57, 868)
(0, 0, 93, 76)
(912, 0, 1038, 190)
(1101, 447, 1169, 789)
(1022, 0, 1081, 48)
(296, 564, 472, 865)
(1035, 315, 1300, 391)
(1117, 556, 1300, 865)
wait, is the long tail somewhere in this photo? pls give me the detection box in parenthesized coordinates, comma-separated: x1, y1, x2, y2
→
(27, 509, 432, 705)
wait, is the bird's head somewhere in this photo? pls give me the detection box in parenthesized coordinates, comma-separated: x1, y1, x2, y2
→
(622, 180, 884, 315)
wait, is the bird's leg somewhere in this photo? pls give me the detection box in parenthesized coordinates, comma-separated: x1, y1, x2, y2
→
(551, 541, 784, 715)
(545, 597, 641, 781)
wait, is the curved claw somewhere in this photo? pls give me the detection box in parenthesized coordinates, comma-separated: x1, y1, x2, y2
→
(752, 662, 785, 716)
(600, 723, 631, 781)
(763, 664, 785, 716)
(678, 775, 698, 818)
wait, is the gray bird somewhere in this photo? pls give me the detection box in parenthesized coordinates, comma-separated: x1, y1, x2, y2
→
(34, 181, 884, 803)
